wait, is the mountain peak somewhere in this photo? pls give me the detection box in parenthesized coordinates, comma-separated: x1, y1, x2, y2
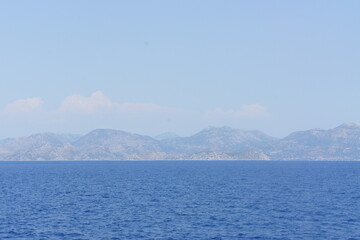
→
(202, 126, 238, 132)
(86, 129, 130, 136)
(336, 122, 360, 129)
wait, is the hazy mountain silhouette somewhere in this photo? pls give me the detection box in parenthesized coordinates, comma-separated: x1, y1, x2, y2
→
(1, 123, 360, 160)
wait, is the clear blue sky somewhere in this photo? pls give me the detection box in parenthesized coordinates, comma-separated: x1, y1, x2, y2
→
(0, 0, 359, 138)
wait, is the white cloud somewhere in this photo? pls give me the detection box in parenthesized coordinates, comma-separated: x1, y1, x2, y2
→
(58, 91, 113, 113)
(57, 91, 269, 120)
(3, 97, 44, 116)
(58, 91, 176, 115)
(0, 92, 271, 137)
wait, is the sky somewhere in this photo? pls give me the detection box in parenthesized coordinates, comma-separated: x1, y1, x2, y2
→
(0, 0, 359, 138)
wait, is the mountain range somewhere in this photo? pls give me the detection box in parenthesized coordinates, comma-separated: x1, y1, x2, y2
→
(1, 123, 360, 161)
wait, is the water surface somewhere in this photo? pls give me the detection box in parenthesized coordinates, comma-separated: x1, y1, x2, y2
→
(0, 161, 360, 239)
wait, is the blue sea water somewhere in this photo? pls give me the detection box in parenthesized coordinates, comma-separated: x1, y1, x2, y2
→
(0, 161, 360, 240)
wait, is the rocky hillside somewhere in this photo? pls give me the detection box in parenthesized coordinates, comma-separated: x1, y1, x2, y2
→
(267, 122, 360, 160)
(1, 123, 360, 160)
(72, 129, 165, 160)
(160, 126, 275, 153)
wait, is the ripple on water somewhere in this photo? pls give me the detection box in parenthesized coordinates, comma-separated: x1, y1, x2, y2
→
(0, 161, 360, 239)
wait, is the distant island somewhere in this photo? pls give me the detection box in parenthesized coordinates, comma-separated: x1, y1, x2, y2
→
(1, 122, 360, 161)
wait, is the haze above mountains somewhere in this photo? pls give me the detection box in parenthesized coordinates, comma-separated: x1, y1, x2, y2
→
(1, 123, 360, 161)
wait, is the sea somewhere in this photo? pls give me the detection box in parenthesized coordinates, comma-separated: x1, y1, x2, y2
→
(0, 161, 359, 240)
